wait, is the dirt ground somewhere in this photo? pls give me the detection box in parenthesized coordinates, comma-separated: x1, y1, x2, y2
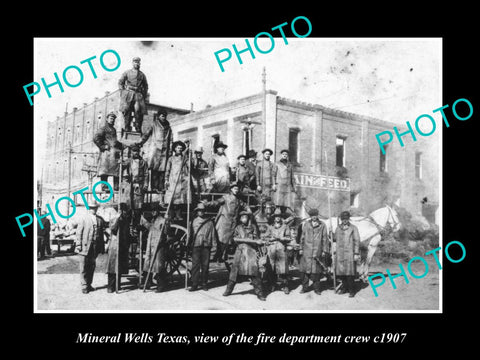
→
(36, 246, 440, 312)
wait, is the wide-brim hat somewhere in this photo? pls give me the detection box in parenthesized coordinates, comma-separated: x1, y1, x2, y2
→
(172, 140, 186, 150)
(215, 141, 228, 149)
(229, 181, 240, 189)
(280, 149, 289, 154)
(132, 57, 141, 62)
(237, 154, 246, 160)
(273, 208, 284, 219)
(247, 149, 257, 158)
(106, 111, 117, 119)
(194, 147, 204, 154)
(239, 210, 251, 217)
(262, 148, 273, 155)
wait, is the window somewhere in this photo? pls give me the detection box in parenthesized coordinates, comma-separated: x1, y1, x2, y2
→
(415, 152, 422, 179)
(380, 145, 388, 172)
(336, 136, 346, 167)
(288, 128, 300, 163)
(350, 192, 360, 208)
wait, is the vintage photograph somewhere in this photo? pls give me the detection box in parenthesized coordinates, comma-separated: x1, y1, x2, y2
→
(34, 38, 441, 312)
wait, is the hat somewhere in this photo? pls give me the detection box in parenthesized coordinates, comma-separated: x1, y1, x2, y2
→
(237, 154, 246, 160)
(193, 203, 206, 212)
(156, 109, 167, 117)
(130, 144, 141, 152)
(132, 57, 141, 62)
(265, 201, 275, 208)
(262, 148, 273, 155)
(280, 149, 289, 154)
(307, 208, 319, 217)
(229, 181, 240, 189)
(239, 210, 250, 217)
(194, 148, 204, 154)
(215, 141, 228, 149)
(247, 149, 257, 158)
(119, 203, 128, 211)
(172, 140, 186, 150)
(340, 211, 351, 220)
(106, 111, 117, 119)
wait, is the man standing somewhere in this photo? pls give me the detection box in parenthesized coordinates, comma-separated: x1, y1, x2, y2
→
(256, 148, 276, 201)
(223, 211, 266, 301)
(76, 201, 106, 294)
(299, 209, 329, 295)
(37, 208, 51, 259)
(140, 202, 169, 292)
(264, 208, 290, 294)
(106, 203, 131, 293)
(334, 211, 361, 297)
(209, 141, 230, 193)
(93, 111, 124, 192)
(246, 149, 258, 190)
(165, 141, 190, 220)
(189, 203, 216, 291)
(136, 109, 172, 194)
(118, 57, 149, 133)
(203, 182, 251, 264)
(236, 154, 255, 194)
(191, 148, 209, 194)
(274, 149, 297, 213)
(123, 145, 148, 213)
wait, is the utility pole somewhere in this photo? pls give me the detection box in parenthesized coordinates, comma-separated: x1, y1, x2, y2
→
(67, 141, 72, 217)
(262, 67, 266, 126)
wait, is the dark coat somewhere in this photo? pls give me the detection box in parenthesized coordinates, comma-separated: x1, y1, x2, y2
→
(273, 160, 296, 207)
(256, 159, 276, 196)
(230, 223, 260, 278)
(334, 223, 360, 276)
(118, 69, 148, 115)
(106, 213, 131, 274)
(264, 224, 289, 274)
(93, 124, 123, 177)
(209, 153, 230, 193)
(165, 154, 190, 205)
(207, 193, 250, 244)
(190, 216, 216, 248)
(139, 120, 172, 171)
(142, 215, 167, 274)
(299, 220, 329, 274)
(76, 213, 106, 256)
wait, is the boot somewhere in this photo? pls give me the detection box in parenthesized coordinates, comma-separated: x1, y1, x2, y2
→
(107, 273, 116, 293)
(223, 280, 235, 296)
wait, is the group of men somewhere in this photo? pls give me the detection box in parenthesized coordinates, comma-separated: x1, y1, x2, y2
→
(56, 56, 363, 300)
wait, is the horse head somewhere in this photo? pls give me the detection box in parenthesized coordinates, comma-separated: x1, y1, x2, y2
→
(385, 204, 401, 232)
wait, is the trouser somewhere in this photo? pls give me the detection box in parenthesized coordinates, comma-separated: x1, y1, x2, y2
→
(339, 275, 355, 294)
(213, 241, 228, 263)
(226, 274, 263, 296)
(107, 273, 117, 292)
(123, 101, 143, 133)
(38, 236, 51, 258)
(151, 170, 165, 192)
(79, 246, 97, 290)
(301, 272, 321, 291)
(191, 246, 211, 286)
(268, 273, 289, 290)
(100, 175, 119, 191)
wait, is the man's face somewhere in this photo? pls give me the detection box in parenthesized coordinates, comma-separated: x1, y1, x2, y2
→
(341, 218, 349, 226)
(89, 207, 98, 215)
(263, 152, 271, 160)
(289, 228, 297, 238)
(231, 186, 239, 195)
(175, 145, 183, 154)
(240, 215, 249, 224)
(217, 147, 225, 154)
(132, 150, 140, 158)
(281, 152, 288, 160)
(197, 210, 205, 217)
(274, 217, 282, 227)
(106, 116, 115, 125)
(133, 61, 140, 70)
(158, 113, 166, 121)
(195, 152, 203, 159)
(152, 209, 159, 218)
(239, 157, 246, 165)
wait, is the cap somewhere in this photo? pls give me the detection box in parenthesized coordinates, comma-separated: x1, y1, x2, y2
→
(172, 140, 186, 150)
(247, 149, 257, 158)
(106, 111, 117, 119)
(229, 181, 240, 189)
(262, 148, 273, 155)
(340, 211, 351, 220)
(308, 208, 319, 217)
(215, 141, 228, 149)
(280, 149, 289, 154)
(193, 203, 206, 212)
(132, 57, 141, 62)
(237, 154, 246, 160)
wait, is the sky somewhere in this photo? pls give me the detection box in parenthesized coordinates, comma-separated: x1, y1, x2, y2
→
(33, 37, 442, 169)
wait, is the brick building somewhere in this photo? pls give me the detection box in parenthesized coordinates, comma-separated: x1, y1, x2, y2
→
(40, 88, 439, 220)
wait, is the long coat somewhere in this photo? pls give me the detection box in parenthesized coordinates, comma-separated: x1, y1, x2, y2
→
(165, 154, 190, 205)
(274, 160, 296, 207)
(190, 216, 216, 248)
(264, 224, 289, 274)
(299, 220, 329, 274)
(106, 214, 131, 274)
(76, 214, 106, 257)
(209, 154, 230, 193)
(230, 223, 260, 278)
(334, 223, 360, 276)
(142, 215, 167, 274)
(208, 194, 250, 244)
(139, 119, 172, 171)
(93, 124, 123, 177)
(191, 157, 209, 193)
(118, 69, 149, 115)
(256, 159, 276, 197)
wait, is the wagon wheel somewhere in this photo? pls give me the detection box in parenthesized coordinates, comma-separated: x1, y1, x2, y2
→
(164, 224, 190, 277)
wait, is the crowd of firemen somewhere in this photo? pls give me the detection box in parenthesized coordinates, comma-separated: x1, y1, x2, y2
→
(37, 57, 361, 302)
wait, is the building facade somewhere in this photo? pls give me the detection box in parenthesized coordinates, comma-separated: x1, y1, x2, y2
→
(40, 89, 439, 220)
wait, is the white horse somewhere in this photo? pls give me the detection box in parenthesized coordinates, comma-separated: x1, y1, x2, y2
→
(323, 205, 401, 282)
